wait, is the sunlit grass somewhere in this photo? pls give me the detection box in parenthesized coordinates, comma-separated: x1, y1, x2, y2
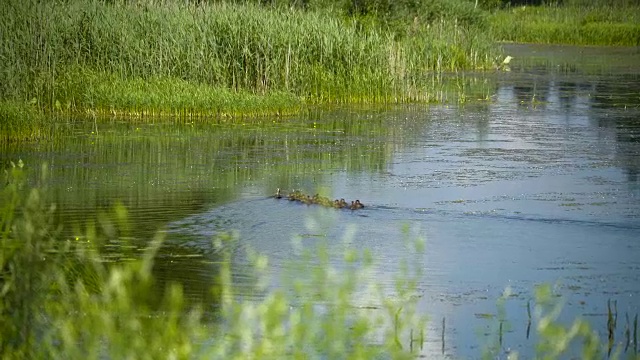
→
(64, 67, 302, 117)
(490, 4, 640, 46)
(0, 100, 48, 143)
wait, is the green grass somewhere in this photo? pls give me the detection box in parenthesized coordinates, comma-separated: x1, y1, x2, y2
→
(63, 67, 302, 117)
(490, 4, 640, 46)
(0, 101, 48, 143)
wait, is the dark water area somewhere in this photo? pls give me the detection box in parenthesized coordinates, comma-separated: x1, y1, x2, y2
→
(2, 43, 640, 358)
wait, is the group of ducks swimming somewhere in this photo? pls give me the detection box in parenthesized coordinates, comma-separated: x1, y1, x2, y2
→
(274, 188, 365, 210)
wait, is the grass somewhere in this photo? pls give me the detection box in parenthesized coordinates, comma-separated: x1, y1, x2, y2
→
(490, 3, 640, 46)
(65, 67, 303, 118)
(0, 101, 48, 143)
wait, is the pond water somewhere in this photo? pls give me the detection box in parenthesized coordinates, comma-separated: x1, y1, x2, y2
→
(2, 43, 640, 358)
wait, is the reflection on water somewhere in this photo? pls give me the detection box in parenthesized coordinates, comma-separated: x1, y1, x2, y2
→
(2, 44, 640, 358)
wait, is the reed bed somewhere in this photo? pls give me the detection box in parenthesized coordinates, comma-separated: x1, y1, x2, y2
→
(0, 0, 497, 115)
(490, 4, 640, 46)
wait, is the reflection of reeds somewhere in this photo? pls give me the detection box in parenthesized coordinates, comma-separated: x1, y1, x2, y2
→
(442, 317, 445, 355)
(625, 313, 631, 352)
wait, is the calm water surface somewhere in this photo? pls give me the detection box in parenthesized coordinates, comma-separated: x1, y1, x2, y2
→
(2, 44, 640, 358)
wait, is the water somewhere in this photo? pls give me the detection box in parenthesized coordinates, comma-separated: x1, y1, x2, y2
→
(2, 44, 640, 358)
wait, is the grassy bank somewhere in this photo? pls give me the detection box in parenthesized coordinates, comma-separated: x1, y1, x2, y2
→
(0, 101, 48, 143)
(490, 3, 640, 46)
(0, 0, 499, 141)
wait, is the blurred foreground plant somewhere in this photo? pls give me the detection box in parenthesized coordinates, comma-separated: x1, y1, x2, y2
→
(1, 162, 426, 359)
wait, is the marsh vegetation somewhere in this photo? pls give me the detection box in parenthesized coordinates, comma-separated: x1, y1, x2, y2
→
(0, 0, 499, 140)
(2, 1, 640, 357)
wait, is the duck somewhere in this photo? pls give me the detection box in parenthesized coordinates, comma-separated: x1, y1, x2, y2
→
(349, 199, 365, 210)
(274, 188, 282, 199)
(333, 199, 347, 208)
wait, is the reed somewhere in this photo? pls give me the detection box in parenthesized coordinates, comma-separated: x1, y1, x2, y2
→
(0, 0, 498, 119)
(490, 3, 640, 46)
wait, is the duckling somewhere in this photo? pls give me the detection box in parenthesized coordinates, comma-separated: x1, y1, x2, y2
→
(302, 195, 314, 205)
(349, 200, 365, 210)
(339, 198, 347, 208)
(317, 195, 332, 207)
(288, 190, 300, 201)
(333, 199, 342, 208)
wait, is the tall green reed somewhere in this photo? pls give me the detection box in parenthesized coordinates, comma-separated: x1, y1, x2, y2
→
(0, 0, 498, 116)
